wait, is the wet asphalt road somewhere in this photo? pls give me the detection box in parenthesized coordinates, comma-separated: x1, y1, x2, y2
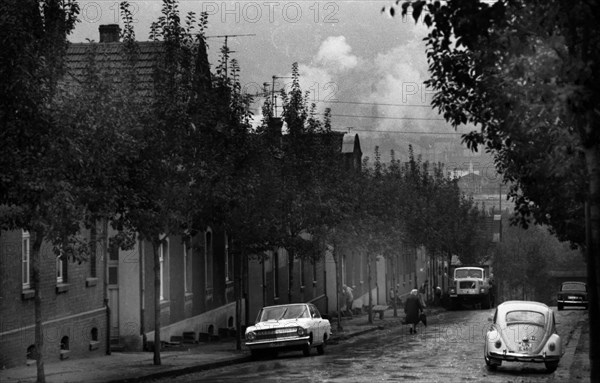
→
(149, 307, 586, 382)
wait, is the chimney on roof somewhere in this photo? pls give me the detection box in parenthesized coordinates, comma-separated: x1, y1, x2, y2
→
(99, 24, 121, 43)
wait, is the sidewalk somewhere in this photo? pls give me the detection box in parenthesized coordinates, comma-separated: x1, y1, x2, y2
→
(0, 308, 401, 383)
(567, 317, 591, 382)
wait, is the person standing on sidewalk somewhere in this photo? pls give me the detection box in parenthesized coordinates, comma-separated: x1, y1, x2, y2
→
(404, 289, 424, 334)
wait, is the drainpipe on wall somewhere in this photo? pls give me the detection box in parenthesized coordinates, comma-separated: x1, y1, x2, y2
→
(103, 219, 111, 355)
(139, 239, 146, 350)
(323, 255, 328, 314)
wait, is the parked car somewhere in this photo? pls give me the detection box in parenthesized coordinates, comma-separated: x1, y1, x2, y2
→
(557, 281, 588, 310)
(245, 303, 332, 358)
(484, 301, 562, 373)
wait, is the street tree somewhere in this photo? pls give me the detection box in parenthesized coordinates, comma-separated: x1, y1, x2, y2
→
(346, 148, 402, 324)
(494, 218, 567, 303)
(0, 2, 91, 382)
(197, 52, 275, 351)
(117, 1, 229, 365)
(388, 1, 600, 378)
(266, 64, 336, 304)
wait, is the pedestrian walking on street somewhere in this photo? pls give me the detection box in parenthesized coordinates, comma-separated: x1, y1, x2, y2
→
(342, 284, 354, 317)
(404, 289, 424, 334)
(434, 286, 442, 306)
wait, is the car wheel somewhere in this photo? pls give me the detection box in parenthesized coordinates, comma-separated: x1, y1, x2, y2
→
(482, 295, 490, 309)
(302, 344, 311, 357)
(545, 361, 559, 373)
(317, 337, 326, 355)
(485, 355, 500, 370)
(448, 300, 456, 311)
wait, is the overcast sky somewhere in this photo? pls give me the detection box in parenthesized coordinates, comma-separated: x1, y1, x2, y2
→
(70, 0, 474, 161)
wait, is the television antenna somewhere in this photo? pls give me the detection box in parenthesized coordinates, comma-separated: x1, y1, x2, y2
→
(205, 34, 256, 77)
(270, 75, 293, 117)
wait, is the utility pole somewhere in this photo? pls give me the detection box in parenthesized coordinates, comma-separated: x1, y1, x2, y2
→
(205, 34, 255, 78)
(498, 183, 502, 242)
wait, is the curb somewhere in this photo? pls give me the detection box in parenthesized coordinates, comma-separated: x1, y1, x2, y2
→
(330, 326, 383, 343)
(565, 319, 590, 382)
(106, 355, 253, 383)
(552, 319, 586, 383)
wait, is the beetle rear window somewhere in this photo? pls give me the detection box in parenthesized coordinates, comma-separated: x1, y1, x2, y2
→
(506, 310, 545, 326)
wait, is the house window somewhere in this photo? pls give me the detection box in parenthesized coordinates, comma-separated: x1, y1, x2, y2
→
(89, 225, 97, 278)
(56, 255, 66, 283)
(183, 239, 192, 293)
(341, 254, 346, 285)
(22, 231, 30, 289)
(359, 251, 364, 285)
(300, 258, 305, 287)
(273, 249, 279, 298)
(225, 233, 233, 283)
(107, 239, 119, 286)
(159, 239, 169, 301)
(205, 230, 213, 290)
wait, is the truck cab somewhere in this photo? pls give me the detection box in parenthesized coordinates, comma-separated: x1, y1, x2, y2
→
(447, 266, 494, 309)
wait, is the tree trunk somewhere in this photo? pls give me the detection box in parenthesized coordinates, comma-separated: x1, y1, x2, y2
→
(367, 253, 373, 324)
(262, 258, 266, 308)
(333, 245, 342, 331)
(235, 248, 243, 351)
(152, 240, 161, 365)
(288, 248, 294, 303)
(584, 144, 600, 382)
(102, 220, 111, 356)
(392, 254, 397, 318)
(32, 229, 45, 383)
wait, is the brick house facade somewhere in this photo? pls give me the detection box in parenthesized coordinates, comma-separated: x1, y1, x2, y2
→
(0, 228, 107, 369)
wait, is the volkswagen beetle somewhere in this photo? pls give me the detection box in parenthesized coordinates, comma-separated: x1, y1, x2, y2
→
(484, 301, 562, 372)
(245, 303, 331, 358)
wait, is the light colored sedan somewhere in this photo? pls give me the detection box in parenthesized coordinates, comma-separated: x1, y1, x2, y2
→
(245, 303, 331, 358)
(484, 301, 562, 372)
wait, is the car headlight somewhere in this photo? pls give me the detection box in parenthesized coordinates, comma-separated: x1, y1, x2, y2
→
(480, 288, 485, 293)
(450, 288, 455, 294)
(495, 340, 502, 349)
(548, 342, 556, 352)
(297, 327, 307, 336)
(246, 331, 256, 341)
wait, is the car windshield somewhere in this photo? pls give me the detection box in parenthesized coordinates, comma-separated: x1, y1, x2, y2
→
(505, 310, 545, 326)
(258, 305, 309, 322)
(561, 283, 586, 292)
(455, 268, 482, 279)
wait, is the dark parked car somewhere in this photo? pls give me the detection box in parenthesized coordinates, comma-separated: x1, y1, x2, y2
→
(557, 281, 588, 310)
